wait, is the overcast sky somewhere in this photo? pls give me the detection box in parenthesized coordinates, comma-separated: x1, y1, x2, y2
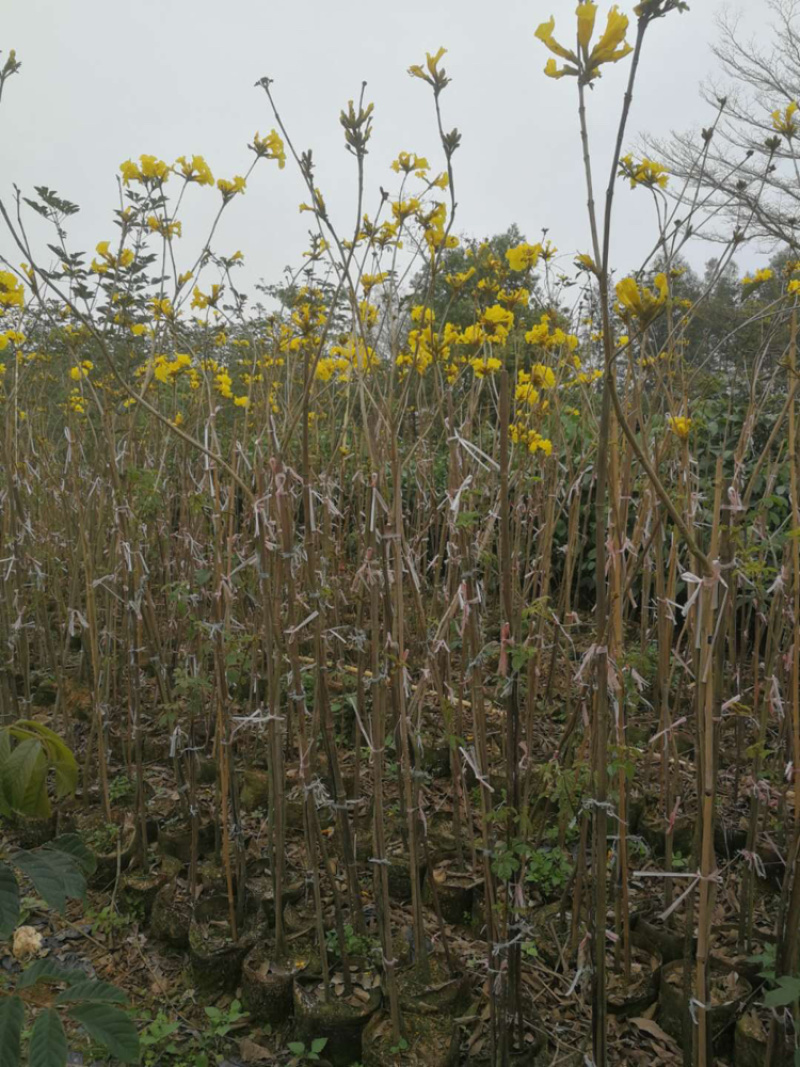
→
(3, 1, 763, 297)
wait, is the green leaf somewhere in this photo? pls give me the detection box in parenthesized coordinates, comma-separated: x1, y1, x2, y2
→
(29, 1008, 67, 1067)
(46, 834, 97, 876)
(55, 979, 127, 1005)
(311, 1037, 328, 1054)
(17, 959, 86, 989)
(3, 739, 49, 818)
(763, 975, 800, 1008)
(9, 723, 78, 799)
(0, 735, 13, 817)
(288, 1042, 306, 1055)
(11, 848, 86, 914)
(0, 996, 23, 1067)
(0, 861, 20, 940)
(69, 1003, 139, 1063)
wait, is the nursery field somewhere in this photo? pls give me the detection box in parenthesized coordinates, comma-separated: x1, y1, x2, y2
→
(3, 3, 800, 1065)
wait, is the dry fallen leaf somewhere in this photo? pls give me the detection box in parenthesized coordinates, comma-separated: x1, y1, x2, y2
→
(238, 1036, 272, 1063)
(629, 1017, 676, 1046)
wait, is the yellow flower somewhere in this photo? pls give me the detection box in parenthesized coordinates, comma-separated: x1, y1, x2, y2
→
(481, 304, 514, 344)
(616, 273, 668, 323)
(91, 241, 135, 274)
(391, 151, 430, 174)
(392, 197, 421, 222)
(530, 363, 556, 388)
(506, 242, 542, 272)
(69, 360, 93, 381)
(470, 355, 502, 378)
(150, 297, 174, 320)
(140, 155, 170, 182)
(577, 3, 597, 49)
(410, 305, 435, 325)
(742, 268, 773, 287)
(529, 432, 553, 456)
(119, 159, 141, 185)
(147, 215, 182, 240)
(772, 101, 798, 138)
(251, 129, 286, 168)
(121, 155, 169, 186)
(174, 155, 215, 185)
(589, 6, 632, 68)
(515, 380, 540, 405)
(668, 415, 691, 439)
(408, 47, 449, 91)
(217, 175, 247, 199)
(537, 5, 632, 81)
(0, 270, 25, 308)
(498, 287, 530, 309)
(233, 395, 249, 407)
(535, 16, 578, 65)
(575, 253, 599, 274)
(361, 272, 389, 295)
(445, 267, 476, 290)
(191, 284, 223, 310)
(619, 153, 668, 189)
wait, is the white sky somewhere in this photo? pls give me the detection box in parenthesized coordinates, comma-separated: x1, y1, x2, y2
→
(2, 0, 764, 297)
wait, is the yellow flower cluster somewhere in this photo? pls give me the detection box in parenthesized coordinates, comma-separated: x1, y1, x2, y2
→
(420, 202, 459, 254)
(742, 268, 773, 287)
(668, 415, 691, 439)
(91, 241, 135, 274)
(470, 355, 503, 379)
(191, 284, 223, 310)
(361, 272, 389, 295)
(0, 270, 24, 309)
(153, 352, 191, 385)
(68, 389, 86, 415)
(510, 423, 553, 455)
(616, 273, 669, 324)
(391, 151, 429, 175)
(120, 155, 170, 186)
(536, 4, 632, 82)
(214, 367, 234, 398)
(217, 175, 247, 199)
(506, 243, 542, 272)
(498, 287, 530, 309)
(397, 322, 460, 375)
(316, 337, 377, 382)
(69, 360, 93, 381)
(147, 216, 182, 240)
(445, 267, 476, 290)
(618, 154, 669, 189)
(150, 297, 174, 320)
(525, 313, 579, 351)
(408, 47, 449, 92)
(772, 100, 798, 138)
(0, 329, 25, 350)
(251, 129, 286, 168)
(174, 155, 215, 185)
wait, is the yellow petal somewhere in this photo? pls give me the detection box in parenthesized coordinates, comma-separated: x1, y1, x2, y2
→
(576, 2, 597, 50)
(535, 16, 578, 63)
(590, 5, 630, 65)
